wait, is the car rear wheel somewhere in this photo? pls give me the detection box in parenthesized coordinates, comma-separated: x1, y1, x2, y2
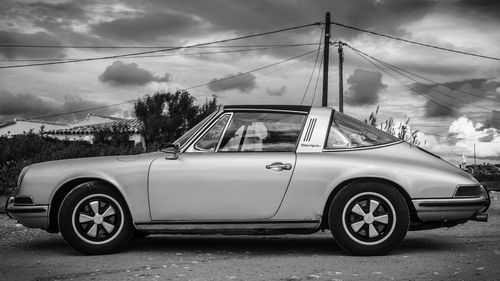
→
(58, 182, 134, 255)
(329, 181, 409, 255)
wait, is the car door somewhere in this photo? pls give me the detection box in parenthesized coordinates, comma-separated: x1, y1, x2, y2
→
(148, 111, 306, 221)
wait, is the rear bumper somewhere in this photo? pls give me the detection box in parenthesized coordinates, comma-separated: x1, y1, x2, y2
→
(5, 197, 50, 229)
(413, 197, 489, 222)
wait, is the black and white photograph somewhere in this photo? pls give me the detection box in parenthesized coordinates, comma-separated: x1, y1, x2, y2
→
(1, 0, 499, 280)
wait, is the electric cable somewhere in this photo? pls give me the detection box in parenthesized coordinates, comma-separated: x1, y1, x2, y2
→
(300, 28, 324, 105)
(22, 49, 318, 120)
(332, 21, 500, 61)
(0, 22, 321, 69)
(0, 43, 319, 49)
(0, 44, 319, 62)
(347, 46, 475, 121)
(348, 46, 496, 111)
(349, 46, 499, 103)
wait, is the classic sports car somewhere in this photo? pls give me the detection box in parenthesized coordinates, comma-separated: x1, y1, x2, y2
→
(6, 105, 490, 255)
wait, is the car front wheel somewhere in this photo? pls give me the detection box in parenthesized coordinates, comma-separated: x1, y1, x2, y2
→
(58, 182, 133, 255)
(329, 181, 409, 255)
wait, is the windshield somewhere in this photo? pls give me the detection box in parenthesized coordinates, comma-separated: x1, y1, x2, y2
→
(174, 107, 220, 148)
(325, 111, 400, 149)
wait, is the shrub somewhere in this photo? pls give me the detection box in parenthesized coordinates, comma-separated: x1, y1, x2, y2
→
(0, 131, 143, 195)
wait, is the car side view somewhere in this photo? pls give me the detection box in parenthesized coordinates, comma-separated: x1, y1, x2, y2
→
(6, 105, 490, 255)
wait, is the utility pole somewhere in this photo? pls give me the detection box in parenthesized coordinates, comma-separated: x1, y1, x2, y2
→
(474, 143, 477, 166)
(322, 11, 331, 107)
(338, 41, 344, 113)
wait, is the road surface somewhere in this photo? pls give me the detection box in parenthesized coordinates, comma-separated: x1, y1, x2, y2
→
(1, 192, 499, 281)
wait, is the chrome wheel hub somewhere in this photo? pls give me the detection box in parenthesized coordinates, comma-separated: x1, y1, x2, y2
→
(342, 192, 396, 245)
(72, 194, 123, 244)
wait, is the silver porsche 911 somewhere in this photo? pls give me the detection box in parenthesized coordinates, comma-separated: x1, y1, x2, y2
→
(6, 105, 490, 255)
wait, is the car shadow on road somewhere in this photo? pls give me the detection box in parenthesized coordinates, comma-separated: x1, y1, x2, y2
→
(127, 234, 343, 255)
(126, 234, 456, 256)
(10, 232, 458, 256)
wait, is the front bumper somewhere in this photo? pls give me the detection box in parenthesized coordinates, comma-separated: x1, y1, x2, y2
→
(413, 196, 490, 222)
(5, 196, 50, 229)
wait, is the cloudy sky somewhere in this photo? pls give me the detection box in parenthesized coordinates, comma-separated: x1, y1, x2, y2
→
(0, 0, 499, 164)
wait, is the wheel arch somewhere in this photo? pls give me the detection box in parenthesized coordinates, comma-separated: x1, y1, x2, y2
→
(320, 177, 419, 229)
(47, 178, 128, 233)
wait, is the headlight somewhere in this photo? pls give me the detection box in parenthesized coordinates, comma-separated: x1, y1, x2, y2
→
(453, 184, 482, 197)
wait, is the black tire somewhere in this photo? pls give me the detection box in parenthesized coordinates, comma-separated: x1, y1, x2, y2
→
(328, 181, 409, 256)
(58, 181, 134, 255)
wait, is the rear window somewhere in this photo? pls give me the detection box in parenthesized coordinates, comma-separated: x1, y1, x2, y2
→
(325, 111, 400, 149)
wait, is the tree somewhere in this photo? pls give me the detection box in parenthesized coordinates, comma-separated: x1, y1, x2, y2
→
(134, 90, 218, 151)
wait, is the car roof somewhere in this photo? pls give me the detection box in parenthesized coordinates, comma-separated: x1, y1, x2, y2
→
(223, 104, 312, 112)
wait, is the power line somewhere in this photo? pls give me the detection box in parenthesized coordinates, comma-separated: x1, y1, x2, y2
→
(348, 46, 496, 112)
(300, 28, 324, 105)
(186, 48, 318, 90)
(348, 46, 499, 103)
(0, 45, 309, 62)
(23, 49, 318, 120)
(0, 43, 319, 49)
(347, 45, 474, 120)
(0, 22, 321, 69)
(332, 21, 500, 61)
(311, 51, 324, 106)
(190, 50, 318, 93)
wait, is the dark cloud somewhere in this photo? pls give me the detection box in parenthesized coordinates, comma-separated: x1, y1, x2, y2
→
(0, 91, 120, 123)
(140, 0, 436, 40)
(345, 69, 387, 106)
(0, 91, 57, 117)
(207, 72, 257, 93)
(0, 31, 66, 58)
(482, 110, 500, 129)
(99, 61, 171, 86)
(453, 0, 500, 19)
(413, 79, 500, 118)
(91, 12, 201, 42)
(266, 86, 287, 96)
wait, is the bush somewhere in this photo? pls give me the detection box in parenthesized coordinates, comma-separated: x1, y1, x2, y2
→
(0, 132, 143, 195)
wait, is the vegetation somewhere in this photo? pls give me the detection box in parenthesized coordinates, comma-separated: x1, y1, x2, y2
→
(0, 129, 142, 195)
(0, 90, 217, 195)
(365, 106, 421, 145)
(134, 91, 217, 151)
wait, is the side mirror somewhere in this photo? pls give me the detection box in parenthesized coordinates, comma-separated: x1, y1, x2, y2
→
(161, 143, 180, 160)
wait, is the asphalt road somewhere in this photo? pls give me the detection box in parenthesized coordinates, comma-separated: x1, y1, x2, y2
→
(1, 193, 499, 281)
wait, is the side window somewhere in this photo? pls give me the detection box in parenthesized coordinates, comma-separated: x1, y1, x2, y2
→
(194, 115, 230, 151)
(219, 112, 305, 152)
(325, 112, 400, 149)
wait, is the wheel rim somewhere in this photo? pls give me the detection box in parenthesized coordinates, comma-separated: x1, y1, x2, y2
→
(341, 192, 396, 246)
(71, 194, 125, 245)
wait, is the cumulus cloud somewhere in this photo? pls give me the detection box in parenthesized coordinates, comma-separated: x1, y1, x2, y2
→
(266, 86, 287, 96)
(0, 31, 66, 58)
(423, 116, 500, 162)
(207, 72, 257, 93)
(0, 91, 121, 123)
(345, 69, 387, 106)
(99, 61, 171, 86)
(414, 79, 500, 118)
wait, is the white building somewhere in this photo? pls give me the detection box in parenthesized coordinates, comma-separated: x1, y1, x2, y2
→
(0, 114, 144, 145)
(0, 119, 69, 137)
(47, 118, 144, 145)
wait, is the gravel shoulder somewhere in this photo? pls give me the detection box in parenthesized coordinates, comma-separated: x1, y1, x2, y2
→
(0, 192, 499, 281)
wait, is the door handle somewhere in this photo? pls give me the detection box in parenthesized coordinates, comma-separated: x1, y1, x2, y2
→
(266, 162, 292, 171)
